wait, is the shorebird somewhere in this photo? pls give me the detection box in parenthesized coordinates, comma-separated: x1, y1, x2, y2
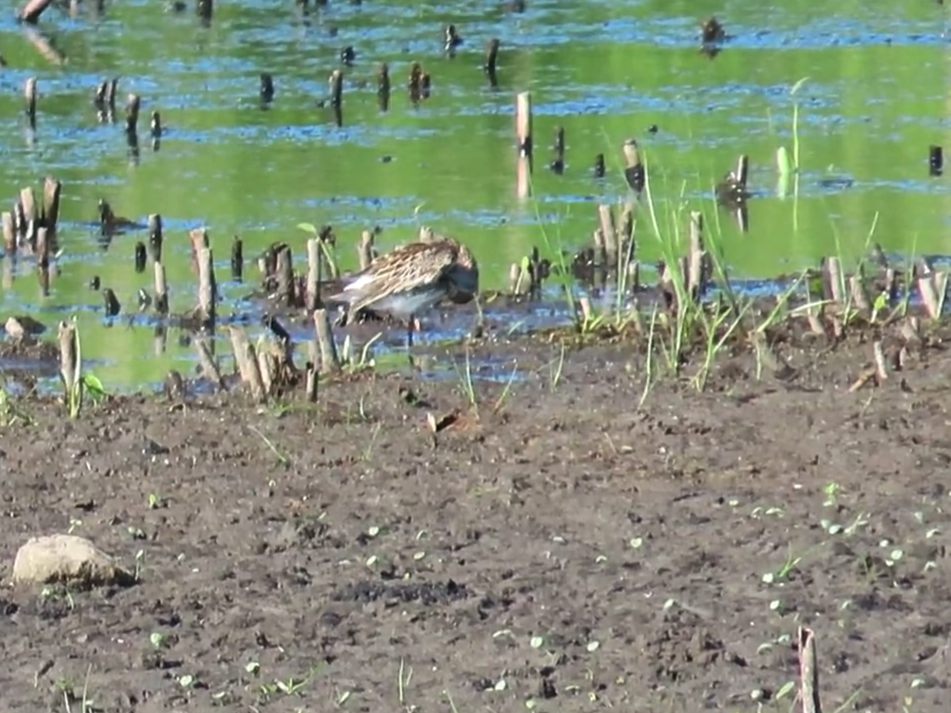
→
(330, 236, 479, 348)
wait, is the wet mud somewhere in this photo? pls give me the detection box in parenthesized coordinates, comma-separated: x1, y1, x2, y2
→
(0, 329, 949, 712)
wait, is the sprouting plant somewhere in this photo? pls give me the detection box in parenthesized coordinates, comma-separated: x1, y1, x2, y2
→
(249, 425, 291, 467)
(61, 322, 107, 420)
(548, 343, 566, 392)
(340, 332, 382, 373)
(0, 386, 32, 427)
(455, 347, 478, 410)
(492, 361, 519, 413)
(297, 222, 340, 279)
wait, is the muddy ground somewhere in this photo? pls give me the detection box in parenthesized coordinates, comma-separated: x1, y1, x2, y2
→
(1, 328, 950, 713)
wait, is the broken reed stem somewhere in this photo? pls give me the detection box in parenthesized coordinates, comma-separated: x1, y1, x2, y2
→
(848, 269, 870, 312)
(358, 230, 375, 271)
(305, 363, 318, 403)
(516, 92, 533, 158)
(917, 271, 940, 319)
(153, 261, 169, 314)
(687, 211, 709, 301)
(197, 246, 215, 325)
(597, 204, 617, 270)
(734, 154, 749, 190)
(275, 244, 295, 306)
(18, 0, 56, 23)
(125, 94, 140, 135)
(231, 235, 243, 280)
(330, 69, 343, 107)
(24, 77, 37, 129)
(872, 340, 888, 383)
(2, 212, 15, 254)
(313, 308, 340, 372)
(798, 627, 823, 713)
(35, 227, 49, 268)
(306, 238, 320, 312)
(228, 327, 266, 402)
(824, 257, 843, 308)
(578, 296, 594, 324)
(19, 186, 37, 244)
(195, 336, 226, 391)
(148, 213, 163, 261)
(516, 91, 533, 199)
(484, 38, 500, 85)
(42, 176, 61, 236)
(58, 320, 77, 396)
(377, 63, 391, 111)
(256, 346, 275, 397)
(622, 139, 645, 193)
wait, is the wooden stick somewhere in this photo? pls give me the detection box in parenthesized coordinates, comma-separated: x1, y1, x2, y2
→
(42, 176, 61, 235)
(102, 288, 120, 317)
(231, 235, 243, 280)
(377, 63, 391, 112)
(195, 336, 226, 391)
(256, 346, 275, 397)
(734, 154, 749, 191)
(619, 205, 635, 258)
(823, 257, 843, 308)
(153, 261, 169, 314)
(848, 272, 870, 312)
(306, 238, 320, 312)
(197, 246, 216, 325)
(622, 139, 645, 193)
(125, 94, 140, 135)
(305, 362, 319, 403)
(134, 241, 147, 273)
(22, 26, 65, 66)
(917, 272, 939, 319)
(872, 341, 888, 383)
(798, 628, 822, 713)
(58, 321, 77, 397)
(597, 204, 617, 270)
(2, 212, 15, 254)
(35, 227, 49, 268)
(24, 77, 37, 130)
(19, 187, 37, 245)
(329, 69, 343, 127)
(18, 0, 56, 23)
(687, 211, 707, 301)
(228, 327, 266, 402)
(260, 73, 274, 103)
(358, 230, 375, 271)
(313, 309, 340, 372)
(934, 271, 949, 317)
(275, 244, 295, 306)
(484, 38, 500, 85)
(516, 92, 533, 158)
(148, 213, 163, 262)
(516, 91, 532, 199)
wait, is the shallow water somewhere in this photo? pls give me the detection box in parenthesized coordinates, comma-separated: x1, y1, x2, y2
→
(0, 0, 949, 389)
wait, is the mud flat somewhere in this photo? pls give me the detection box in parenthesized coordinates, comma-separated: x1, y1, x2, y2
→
(0, 322, 949, 713)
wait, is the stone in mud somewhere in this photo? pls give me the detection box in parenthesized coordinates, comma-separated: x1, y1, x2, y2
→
(12, 534, 136, 588)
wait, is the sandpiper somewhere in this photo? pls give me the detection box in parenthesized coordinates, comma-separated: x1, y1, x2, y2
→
(330, 236, 479, 348)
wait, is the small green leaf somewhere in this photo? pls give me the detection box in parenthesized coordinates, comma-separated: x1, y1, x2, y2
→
(297, 222, 317, 234)
(775, 680, 796, 700)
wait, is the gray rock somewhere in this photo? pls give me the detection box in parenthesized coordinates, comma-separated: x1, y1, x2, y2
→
(12, 534, 136, 588)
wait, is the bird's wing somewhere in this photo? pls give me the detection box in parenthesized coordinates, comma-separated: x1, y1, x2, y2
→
(347, 242, 457, 313)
